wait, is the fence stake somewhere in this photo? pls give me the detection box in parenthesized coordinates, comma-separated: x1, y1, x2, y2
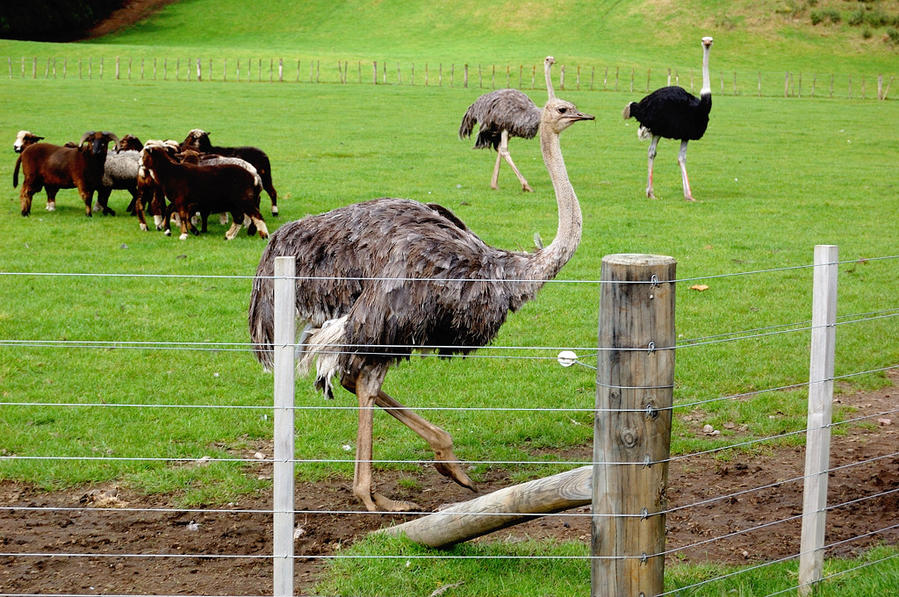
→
(592, 254, 676, 597)
(272, 256, 296, 597)
(798, 245, 838, 596)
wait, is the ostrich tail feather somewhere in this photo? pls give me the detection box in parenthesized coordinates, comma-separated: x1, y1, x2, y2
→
(622, 102, 633, 120)
(298, 316, 348, 399)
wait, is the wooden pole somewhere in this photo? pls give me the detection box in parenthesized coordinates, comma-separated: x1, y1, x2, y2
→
(591, 254, 676, 597)
(798, 245, 838, 597)
(380, 466, 591, 548)
(272, 256, 296, 597)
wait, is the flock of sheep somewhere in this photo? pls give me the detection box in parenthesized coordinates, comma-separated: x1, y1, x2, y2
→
(12, 128, 279, 240)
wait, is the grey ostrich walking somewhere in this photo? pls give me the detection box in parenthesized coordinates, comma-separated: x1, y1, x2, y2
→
(459, 56, 557, 192)
(623, 37, 713, 200)
(248, 87, 593, 513)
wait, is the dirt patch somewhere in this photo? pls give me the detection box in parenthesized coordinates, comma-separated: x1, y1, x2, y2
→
(83, 0, 179, 39)
(1, 372, 896, 594)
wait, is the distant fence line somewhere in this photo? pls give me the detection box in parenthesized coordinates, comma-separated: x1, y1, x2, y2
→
(4, 54, 895, 100)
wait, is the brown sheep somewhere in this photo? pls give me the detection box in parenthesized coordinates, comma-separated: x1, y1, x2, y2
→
(16, 131, 120, 216)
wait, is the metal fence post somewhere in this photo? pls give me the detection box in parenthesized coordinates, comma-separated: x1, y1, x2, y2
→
(273, 256, 296, 597)
(798, 245, 838, 596)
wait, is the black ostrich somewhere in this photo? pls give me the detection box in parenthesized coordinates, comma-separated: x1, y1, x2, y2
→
(248, 87, 593, 512)
(623, 37, 714, 201)
(458, 56, 557, 192)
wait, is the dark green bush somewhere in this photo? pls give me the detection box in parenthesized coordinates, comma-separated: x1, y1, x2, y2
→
(0, 0, 123, 41)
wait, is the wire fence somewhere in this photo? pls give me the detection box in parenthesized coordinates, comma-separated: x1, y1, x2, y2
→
(3, 54, 896, 100)
(0, 251, 897, 596)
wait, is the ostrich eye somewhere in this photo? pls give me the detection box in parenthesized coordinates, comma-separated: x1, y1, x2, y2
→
(558, 107, 567, 114)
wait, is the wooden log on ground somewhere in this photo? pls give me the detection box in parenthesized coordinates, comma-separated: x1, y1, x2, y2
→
(378, 465, 592, 548)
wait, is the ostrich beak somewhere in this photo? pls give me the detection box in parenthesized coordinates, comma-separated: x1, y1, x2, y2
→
(567, 110, 594, 122)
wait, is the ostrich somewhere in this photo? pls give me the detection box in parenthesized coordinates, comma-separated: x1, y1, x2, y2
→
(623, 36, 714, 201)
(458, 56, 558, 192)
(248, 84, 593, 513)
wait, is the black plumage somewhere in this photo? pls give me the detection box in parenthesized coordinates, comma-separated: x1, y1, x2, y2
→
(624, 85, 711, 141)
(623, 37, 714, 201)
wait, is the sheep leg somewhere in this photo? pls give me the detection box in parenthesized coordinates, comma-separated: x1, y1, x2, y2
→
(678, 140, 695, 201)
(19, 186, 36, 216)
(45, 186, 58, 212)
(646, 135, 660, 199)
(498, 130, 532, 192)
(224, 219, 243, 240)
(352, 364, 420, 512)
(94, 188, 116, 216)
(79, 189, 93, 217)
(263, 175, 278, 215)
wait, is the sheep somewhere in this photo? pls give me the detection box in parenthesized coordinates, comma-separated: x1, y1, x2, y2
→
(16, 131, 120, 216)
(94, 149, 141, 216)
(12, 130, 44, 189)
(180, 129, 279, 215)
(139, 141, 269, 240)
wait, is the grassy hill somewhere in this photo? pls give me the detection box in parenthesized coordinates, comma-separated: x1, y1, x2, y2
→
(1, 0, 896, 74)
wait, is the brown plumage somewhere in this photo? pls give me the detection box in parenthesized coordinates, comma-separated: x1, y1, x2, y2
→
(459, 57, 558, 192)
(249, 68, 592, 512)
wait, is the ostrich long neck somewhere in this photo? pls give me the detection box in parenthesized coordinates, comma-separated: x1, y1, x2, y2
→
(544, 61, 555, 100)
(700, 44, 712, 97)
(524, 123, 581, 282)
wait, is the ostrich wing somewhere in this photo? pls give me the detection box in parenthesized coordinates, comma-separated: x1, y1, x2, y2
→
(459, 89, 541, 150)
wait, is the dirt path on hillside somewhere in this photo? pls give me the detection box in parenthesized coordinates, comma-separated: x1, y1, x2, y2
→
(84, 0, 178, 39)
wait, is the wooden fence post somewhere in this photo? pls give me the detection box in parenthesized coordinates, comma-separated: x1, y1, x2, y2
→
(272, 256, 296, 597)
(798, 245, 838, 596)
(592, 254, 676, 597)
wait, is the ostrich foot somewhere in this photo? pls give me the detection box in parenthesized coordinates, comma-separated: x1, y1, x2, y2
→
(521, 183, 533, 192)
(373, 493, 420, 513)
(433, 454, 476, 492)
(646, 190, 657, 199)
(684, 193, 696, 202)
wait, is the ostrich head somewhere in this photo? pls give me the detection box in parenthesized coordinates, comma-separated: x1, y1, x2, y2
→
(701, 36, 713, 49)
(540, 97, 594, 134)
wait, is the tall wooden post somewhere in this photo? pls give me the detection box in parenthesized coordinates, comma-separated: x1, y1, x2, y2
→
(273, 256, 296, 597)
(798, 245, 838, 596)
(592, 254, 676, 597)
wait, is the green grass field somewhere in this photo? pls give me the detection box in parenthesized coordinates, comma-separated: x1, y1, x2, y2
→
(1, 1, 897, 594)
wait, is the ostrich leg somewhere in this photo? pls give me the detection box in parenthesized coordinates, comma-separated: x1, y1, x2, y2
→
(375, 390, 475, 491)
(498, 129, 533, 192)
(352, 364, 420, 512)
(490, 145, 503, 190)
(678, 140, 695, 201)
(646, 135, 660, 199)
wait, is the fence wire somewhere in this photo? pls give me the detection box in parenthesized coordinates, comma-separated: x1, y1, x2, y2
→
(1, 255, 897, 594)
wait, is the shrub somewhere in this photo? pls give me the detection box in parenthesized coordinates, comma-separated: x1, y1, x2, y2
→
(886, 27, 899, 44)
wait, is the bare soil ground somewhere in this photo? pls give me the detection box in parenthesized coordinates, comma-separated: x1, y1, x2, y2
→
(1, 370, 896, 595)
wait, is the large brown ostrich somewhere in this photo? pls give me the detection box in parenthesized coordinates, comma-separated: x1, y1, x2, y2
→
(623, 37, 714, 201)
(458, 56, 558, 192)
(248, 81, 593, 513)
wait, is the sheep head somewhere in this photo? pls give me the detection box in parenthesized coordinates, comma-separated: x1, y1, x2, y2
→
(181, 128, 212, 152)
(14, 130, 44, 153)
